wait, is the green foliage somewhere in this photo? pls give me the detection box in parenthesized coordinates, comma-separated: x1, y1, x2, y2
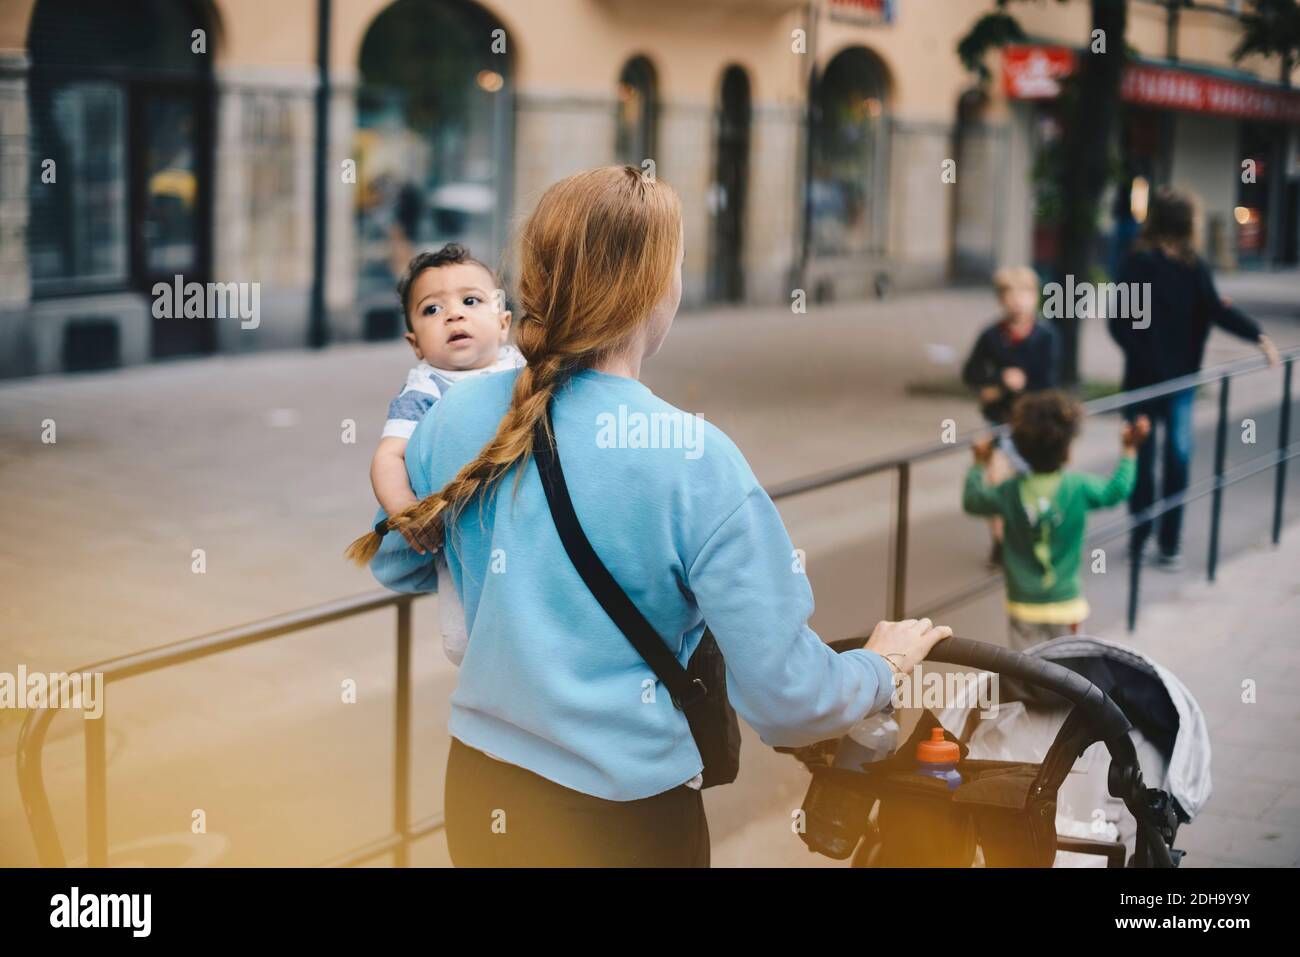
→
(1027, 73, 1125, 229)
(1031, 136, 1065, 225)
(958, 12, 1028, 81)
(1232, 0, 1300, 62)
(358, 0, 502, 130)
(903, 376, 1122, 403)
(1073, 379, 1123, 403)
(956, 0, 1072, 82)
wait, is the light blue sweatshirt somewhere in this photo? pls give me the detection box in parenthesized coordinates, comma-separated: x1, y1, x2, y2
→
(370, 367, 895, 801)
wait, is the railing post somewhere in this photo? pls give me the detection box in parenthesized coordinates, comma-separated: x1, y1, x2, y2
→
(393, 598, 412, 867)
(86, 700, 108, 867)
(1126, 539, 1141, 633)
(1273, 359, 1293, 545)
(891, 462, 910, 620)
(16, 709, 68, 867)
(1207, 378, 1230, 583)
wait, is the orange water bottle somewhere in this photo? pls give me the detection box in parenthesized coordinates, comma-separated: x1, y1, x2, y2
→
(914, 728, 962, 789)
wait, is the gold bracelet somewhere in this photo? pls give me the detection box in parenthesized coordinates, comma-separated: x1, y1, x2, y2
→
(882, 653, 905, 679)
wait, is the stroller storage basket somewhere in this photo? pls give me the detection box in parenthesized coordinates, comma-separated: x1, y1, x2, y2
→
(792, 637, 1184, 868)
(800, 710, 1061, 866)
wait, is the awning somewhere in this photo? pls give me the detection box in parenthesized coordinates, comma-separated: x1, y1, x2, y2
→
(1002, 44, 1300, 124)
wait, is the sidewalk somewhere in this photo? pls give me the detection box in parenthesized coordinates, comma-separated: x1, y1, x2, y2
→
(712, 526, 1300, 868)
(1122, 532, 1300, 867)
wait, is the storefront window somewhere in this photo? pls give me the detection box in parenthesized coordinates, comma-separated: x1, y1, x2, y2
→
(356, 0, 512, 311)
(811, 46, 889, 257)
(27, 83, 128, 284)
(142, 94, 202, 275)
(1237, 123, 1281, 263)
(615, 56, 657, 168)
(27, 0, 212, 305)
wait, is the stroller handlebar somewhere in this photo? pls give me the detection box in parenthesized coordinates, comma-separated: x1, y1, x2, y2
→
(827, 634, 1135, 746)
(925, 636, 1133, 743)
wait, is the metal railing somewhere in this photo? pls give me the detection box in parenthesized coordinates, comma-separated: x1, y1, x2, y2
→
(17, 592, 430, 868)
(16, 347, 1297, 868)
(769, 347, 1298, 630)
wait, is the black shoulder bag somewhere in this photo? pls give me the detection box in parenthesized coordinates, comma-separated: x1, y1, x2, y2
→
(531, 413, 741, 788)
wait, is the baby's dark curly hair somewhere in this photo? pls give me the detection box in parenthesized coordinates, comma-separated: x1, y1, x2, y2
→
(1010, 390, 1081, 473)
(396, 243, 498, 332)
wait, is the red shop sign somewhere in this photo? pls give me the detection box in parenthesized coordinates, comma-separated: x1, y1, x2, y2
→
(1004, 46, 1300, 122)
(1002, 46, 1077, 99)
(828, 0, 896, 25)
(1122, 62, 1300, 123)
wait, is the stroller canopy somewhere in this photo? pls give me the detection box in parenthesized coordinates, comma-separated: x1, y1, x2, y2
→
(1021, 635, 1212, 822)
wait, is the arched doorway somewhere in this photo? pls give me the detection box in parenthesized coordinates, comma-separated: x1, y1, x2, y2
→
(355, 0, 513, 336)
(810, 46, 890, 258)
(614, 55, 658, 169)
(708, 65, 750, 303)
(27, 0, 217, 360)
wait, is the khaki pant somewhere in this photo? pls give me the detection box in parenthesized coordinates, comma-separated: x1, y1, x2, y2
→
(1007, 618, 1079, 654)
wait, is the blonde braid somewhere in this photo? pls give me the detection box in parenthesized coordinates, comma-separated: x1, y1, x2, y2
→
(344, 353, 571, 566)
(346, 165, 681, 568)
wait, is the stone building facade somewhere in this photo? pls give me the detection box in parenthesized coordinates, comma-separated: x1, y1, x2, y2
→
(0, 0, 1294, 377)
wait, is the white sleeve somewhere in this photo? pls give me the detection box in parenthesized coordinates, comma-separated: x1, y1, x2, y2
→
(436, 553, 469, 667)
(381, 417, 418, 440)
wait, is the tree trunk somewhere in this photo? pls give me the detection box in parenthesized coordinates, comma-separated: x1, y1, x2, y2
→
(1055, 0, 1128, 387)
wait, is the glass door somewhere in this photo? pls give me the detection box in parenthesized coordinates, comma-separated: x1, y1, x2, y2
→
(134, 84, 213, 357)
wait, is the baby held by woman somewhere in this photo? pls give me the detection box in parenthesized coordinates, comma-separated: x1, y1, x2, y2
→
(346, 244, 523, 664)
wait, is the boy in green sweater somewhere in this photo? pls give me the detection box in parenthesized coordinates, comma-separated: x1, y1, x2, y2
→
(963, 391, 1151, 651)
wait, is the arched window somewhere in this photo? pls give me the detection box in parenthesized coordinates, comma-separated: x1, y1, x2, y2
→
(614, 56, 657, 168)
(356, 0, 513, 323)
(27, 0, 216, 337)
(811, 46, 890, 257)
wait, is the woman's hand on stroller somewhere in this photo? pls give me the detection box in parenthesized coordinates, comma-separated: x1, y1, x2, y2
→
(864, 618, 953, 679)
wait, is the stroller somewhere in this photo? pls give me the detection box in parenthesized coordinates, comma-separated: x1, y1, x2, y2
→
(785, 635, 1211, 868)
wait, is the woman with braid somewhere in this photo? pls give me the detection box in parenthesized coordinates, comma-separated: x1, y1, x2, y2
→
(345, 166, 951, 867)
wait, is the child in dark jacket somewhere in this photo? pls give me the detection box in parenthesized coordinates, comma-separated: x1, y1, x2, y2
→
(962, 266, 1061, 563)
(962, 266, 1061, 427)
(962, 391, 1150, 652)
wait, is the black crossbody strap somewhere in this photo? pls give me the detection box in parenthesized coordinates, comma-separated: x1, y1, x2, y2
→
(531, 414, 706, 708)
